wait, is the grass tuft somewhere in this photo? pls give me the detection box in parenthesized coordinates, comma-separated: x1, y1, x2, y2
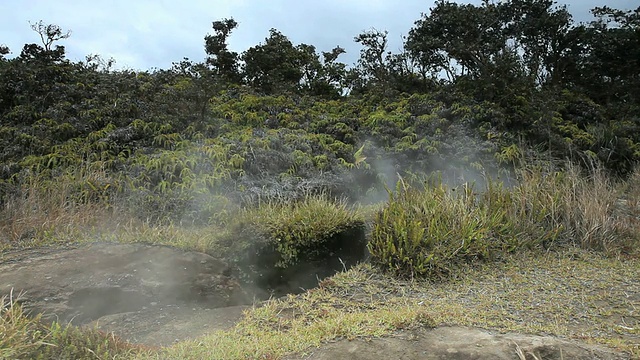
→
(221, 193, 365, 271)
(1, 289, 149, 359)
(368, 162, 639, 279)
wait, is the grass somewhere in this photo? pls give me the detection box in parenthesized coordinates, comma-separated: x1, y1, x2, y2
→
(0, 290, 150, 359)
(144, 249, 638, 359)
(513, 163, 631, 252)
(148, 294, 432, 359)
(369, 162, 638, 279)
(1, 250, 637, 359)
(1, 161, 639, 358)
(219, 194, 365, 269)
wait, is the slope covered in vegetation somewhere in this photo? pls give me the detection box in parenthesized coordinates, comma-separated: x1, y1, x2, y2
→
(1, 0, 639, 358)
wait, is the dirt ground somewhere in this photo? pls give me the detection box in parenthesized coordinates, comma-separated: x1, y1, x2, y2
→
(0, 243, 634, 359)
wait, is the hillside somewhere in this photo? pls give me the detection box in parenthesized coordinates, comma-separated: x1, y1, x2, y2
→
(1, 1, 639, 359)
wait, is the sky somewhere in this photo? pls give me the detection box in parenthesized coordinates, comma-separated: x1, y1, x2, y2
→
(0, 0, 637, 71)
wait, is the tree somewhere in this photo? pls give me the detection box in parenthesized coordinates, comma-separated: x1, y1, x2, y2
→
(166, 58, 221, 124)
(407, 0, 510, 82)
(404, 0, 585, 106)
(316, 46, 348, 98)
(354, 29, 390, 86)
(299, 44, 347, 98)
(241, 29, 347, 96)
(29, 21, 71, 51)
(406, 0, 577, 85)
(0, 45, 9, 60)
(351, 29, 429, 95)
(568, 6, 640, 109)
(0, 22, 74, 118)
(205, 18, 242, 84)
(242, 29, 304, 94)
(17, 21, 71, 64)
(505, 0, 573, 86)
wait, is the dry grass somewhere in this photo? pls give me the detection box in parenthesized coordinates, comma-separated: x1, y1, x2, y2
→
(0, 290, 42, 359)
(324, 251, 640, 355)
(2, 163, 640, 359)
(0, 289, 149, 359)
(145, 290, 432, 359)
(0, 171, 227, 254)
(515, 163, 634, 252)
(0, 180, 111, 251)
(133, 249, 638, 359)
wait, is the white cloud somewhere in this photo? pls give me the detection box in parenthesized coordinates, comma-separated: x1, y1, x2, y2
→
(1, 0, 636, 70)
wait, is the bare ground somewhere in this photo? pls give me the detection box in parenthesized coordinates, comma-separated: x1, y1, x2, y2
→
(0, 242, 252, 347)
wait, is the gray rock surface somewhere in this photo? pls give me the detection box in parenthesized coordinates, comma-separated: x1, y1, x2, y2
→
(288, 326, 628, 360)
(0, 242, 251, 345)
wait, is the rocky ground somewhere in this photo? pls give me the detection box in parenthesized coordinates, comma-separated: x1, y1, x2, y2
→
(0, 242, 251, 346)
(285, 327, 626, 360)
(0, 242, 635, 359)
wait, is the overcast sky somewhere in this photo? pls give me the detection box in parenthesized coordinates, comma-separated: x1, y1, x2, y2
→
(1, 1, 637, 71)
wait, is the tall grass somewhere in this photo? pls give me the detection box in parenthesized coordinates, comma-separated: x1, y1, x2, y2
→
(0, 167, 232, 252)
(0, 170, 116, 250)
(2, 159, 637, 273)
(513, 163, 627, 252)
(369, 162, 638, 279)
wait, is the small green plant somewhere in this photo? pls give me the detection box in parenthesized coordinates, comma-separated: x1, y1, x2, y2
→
(221, 194, 366, 273)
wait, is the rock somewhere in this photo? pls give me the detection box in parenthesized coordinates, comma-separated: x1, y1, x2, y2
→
(0, 242, 251, 345)
(287, 327, 627, 360)
(90, 304, 250, 346)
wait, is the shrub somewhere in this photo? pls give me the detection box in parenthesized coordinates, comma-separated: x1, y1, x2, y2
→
(368, 177, 523, 279)
(220, 194, 366, 285)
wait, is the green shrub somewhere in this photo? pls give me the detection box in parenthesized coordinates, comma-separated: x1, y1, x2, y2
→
(221, 194, 366, 278)
(368, 177, 523, 279)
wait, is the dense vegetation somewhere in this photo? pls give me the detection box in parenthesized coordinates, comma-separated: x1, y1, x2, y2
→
(1, 0, 638, 287)
(1, 0, 639, 280)
(1, 1, 639, 358)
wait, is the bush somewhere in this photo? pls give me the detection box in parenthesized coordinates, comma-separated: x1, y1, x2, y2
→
(220, 194, 366, 287)
(368, 163, 638, 280)
(368, 177, 523, 279)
